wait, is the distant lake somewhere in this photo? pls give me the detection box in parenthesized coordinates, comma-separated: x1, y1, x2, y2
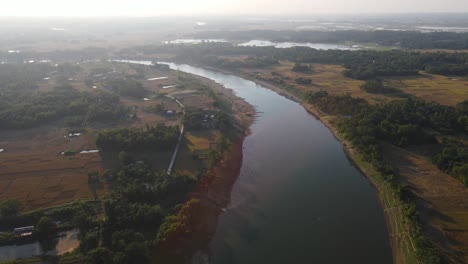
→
(163, 39, 362, 50)
(238, 40, 360, 50)
(416, 26, 468, 33)
(165, 39, 227, 45)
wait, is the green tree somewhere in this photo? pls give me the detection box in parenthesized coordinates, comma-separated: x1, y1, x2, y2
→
(292, 63, 312, 73)
(39, 237, 58, 255)
(80, 231, 99, 252)
(86, 247, 110, 264)
(118, 151, 133, 166)
(0, 199, 20, 219)
(36, 216, 54, 238)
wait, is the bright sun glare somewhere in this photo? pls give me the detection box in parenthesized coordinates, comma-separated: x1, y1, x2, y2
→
(1, 0, 468, 17)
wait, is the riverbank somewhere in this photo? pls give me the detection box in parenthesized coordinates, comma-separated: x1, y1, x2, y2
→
(155, 138, 249, 263)
(189, 73, 256, 133)
(227, 73, 411, 263)
(154, 70, 256, 263)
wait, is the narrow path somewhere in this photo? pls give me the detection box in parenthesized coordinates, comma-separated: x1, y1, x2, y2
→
(166, 96, 185, 175)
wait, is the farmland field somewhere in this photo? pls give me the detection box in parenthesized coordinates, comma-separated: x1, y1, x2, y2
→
(383, 144, 468, 262)
(0, 61, 225, 211)
(241, 60, 468, 106)
(0, 127, 106, 211)
(387, 73, 468, 106)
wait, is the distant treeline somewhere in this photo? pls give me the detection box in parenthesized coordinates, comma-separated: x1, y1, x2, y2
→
(0, 47, 108, 63)
(96, 125, 179, 152)
(181, 54, 279, 69)
(0, 87, 127, 129)
(194, 30, 468, 50)
(103, 77, 147, 98)
(361, 79, 408, 97)
(134, 43, 468, 79)
(0, 64, 127, 129)
(183, 109, 229, 130)
(433, 139, 468, 185)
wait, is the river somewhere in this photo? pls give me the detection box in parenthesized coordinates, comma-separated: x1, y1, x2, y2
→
(164, 39, 360, 50)
(117, 60, 393, 263)
(238, 40, 359, 50)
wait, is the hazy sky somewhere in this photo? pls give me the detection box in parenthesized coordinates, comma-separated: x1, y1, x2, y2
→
(2, 0, 468, 17)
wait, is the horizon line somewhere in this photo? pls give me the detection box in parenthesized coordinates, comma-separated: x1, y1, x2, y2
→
(1, 11, 468, 19)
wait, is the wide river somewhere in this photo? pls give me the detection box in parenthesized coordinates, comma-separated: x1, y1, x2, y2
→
(120, 60, 393, 263)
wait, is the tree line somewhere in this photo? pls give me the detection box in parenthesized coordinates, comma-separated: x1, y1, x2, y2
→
(96, 124, 179, 152)
(0, 63, 127, 130)
(183, 109, 229, 130)
(103, 78, 148, 99)
(134, 42, 468, 79)
(0, 86, 127, 129)
(80, 154, 196, 263)
(433, 138, 468, 185)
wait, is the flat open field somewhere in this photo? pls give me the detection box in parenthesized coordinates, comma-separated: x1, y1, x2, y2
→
(185, 130, 221, 152)
(0, 127, 106, 212)
(242, 62, 396, 103)
(387, 72, 468, 106)
(0, 60, 237, 212)
(242, 60, 468, 106)
(383, 144, 468, 263)
(174, 130, 222, 177)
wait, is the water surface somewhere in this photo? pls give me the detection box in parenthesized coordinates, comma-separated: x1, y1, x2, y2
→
(165, 39, 227, 45)
(238, 40, 359, 50)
